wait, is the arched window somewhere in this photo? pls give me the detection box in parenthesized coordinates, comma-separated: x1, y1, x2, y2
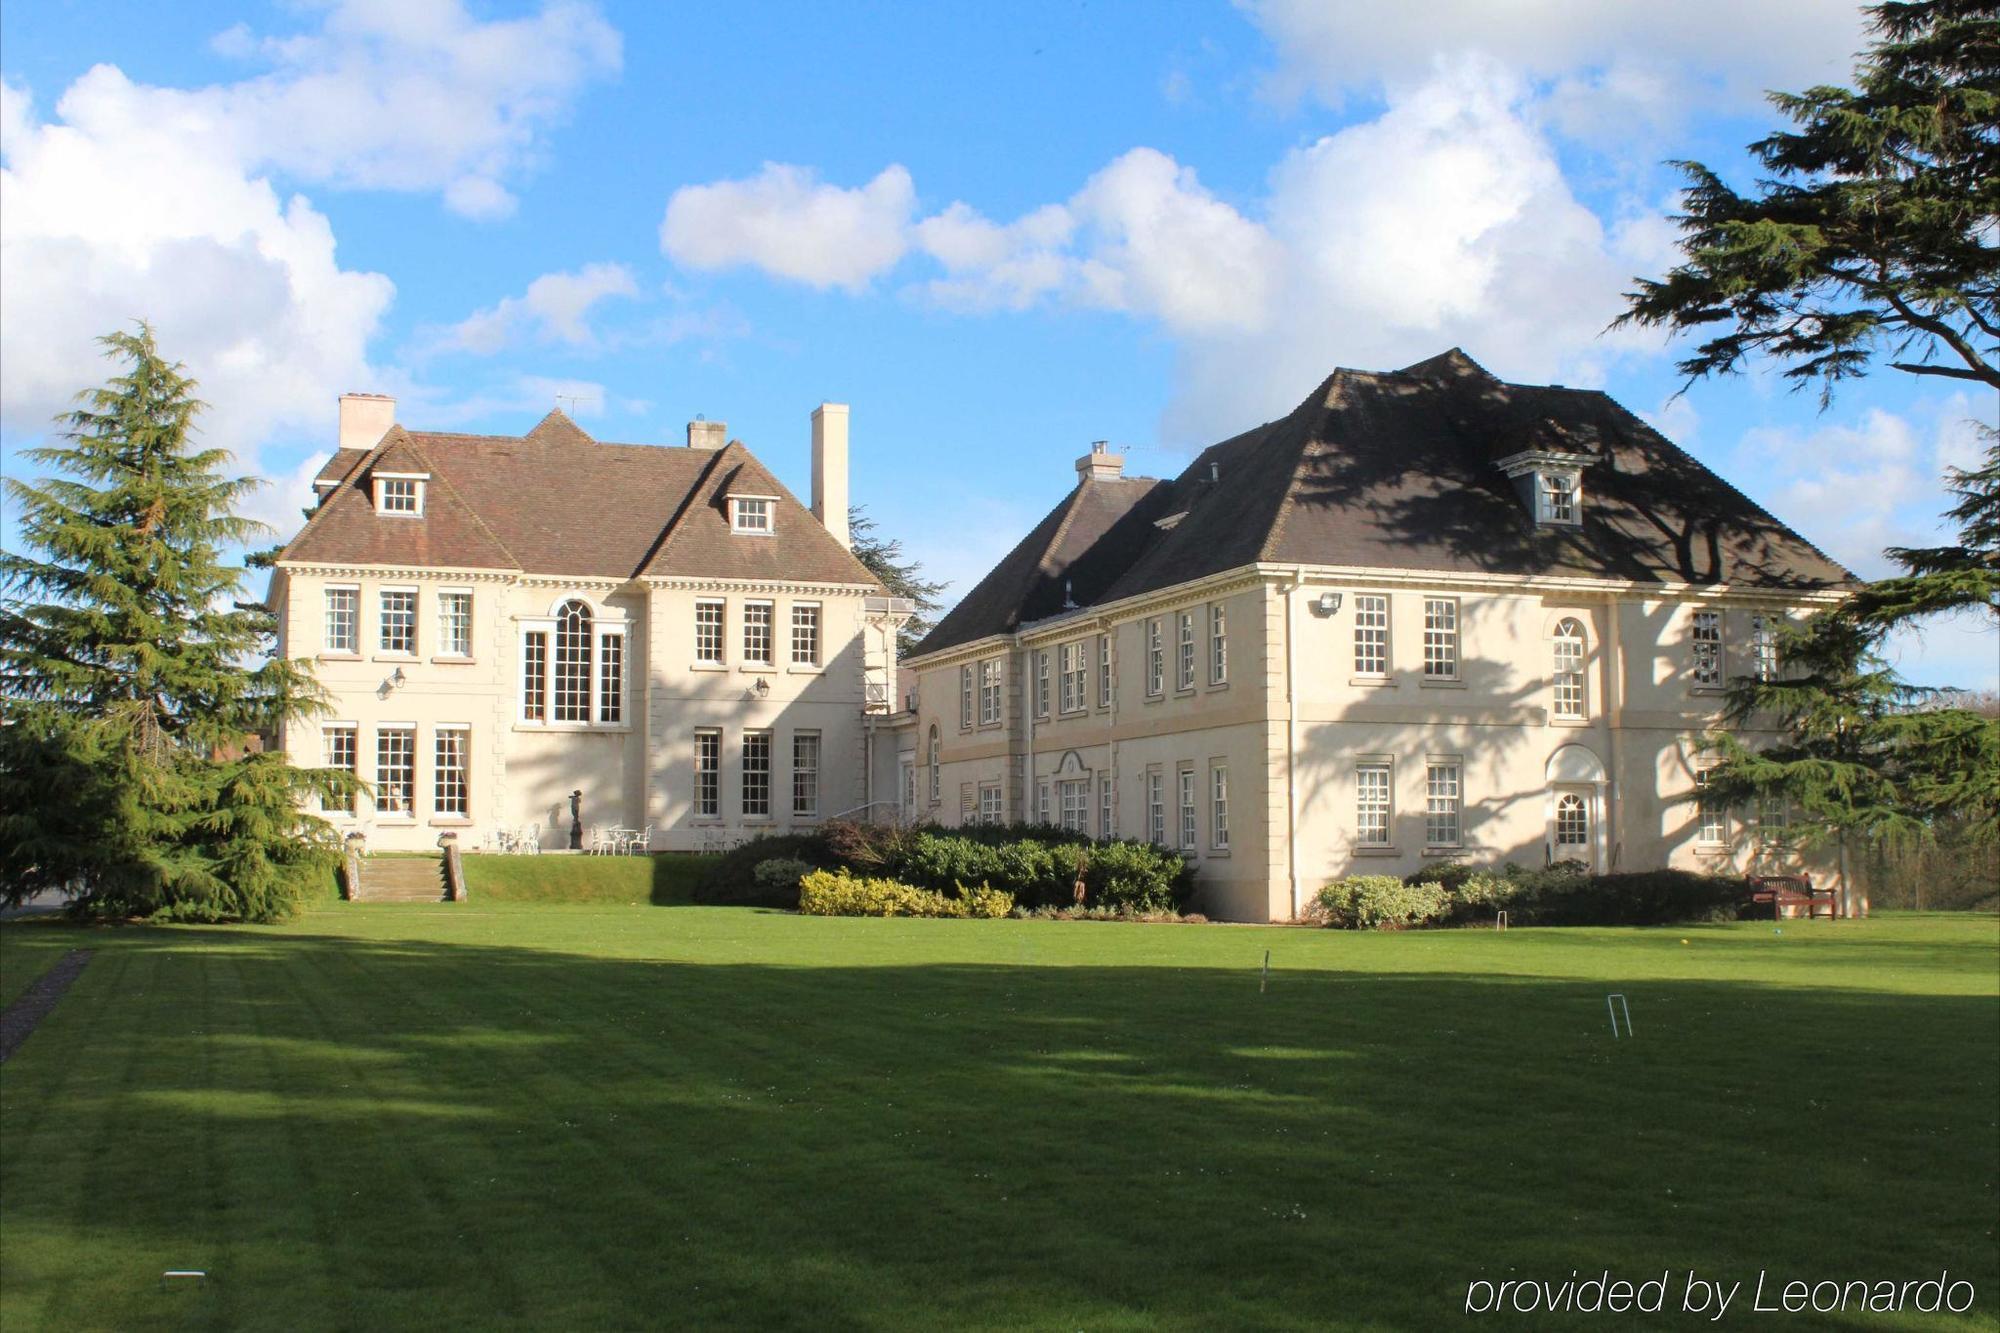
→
(927, 725, 941, 803)
(1552, 618, 1586, 720)
(1555, 793, 1589, 849)
(554, 600, 593, 722)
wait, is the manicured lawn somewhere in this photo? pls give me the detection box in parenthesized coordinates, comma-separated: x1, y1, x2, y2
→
(1, 907, 1994, 1330)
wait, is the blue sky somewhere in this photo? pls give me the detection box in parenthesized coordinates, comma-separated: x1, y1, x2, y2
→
(2, 1, 1993, 688)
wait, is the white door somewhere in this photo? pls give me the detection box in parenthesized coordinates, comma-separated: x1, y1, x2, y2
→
(1550, 785, 1595, 869)
(898, 755, 915, 824)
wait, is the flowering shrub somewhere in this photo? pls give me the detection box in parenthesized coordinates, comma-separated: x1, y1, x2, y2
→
(797, 869, 1013, 919)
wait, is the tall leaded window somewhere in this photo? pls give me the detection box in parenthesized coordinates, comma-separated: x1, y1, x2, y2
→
(437, 590, 473, 658)
(1695, 768, 1726, 844)
(927, 725, 941, 802)
(321, 725, 357, 813)
(1209, 604, 1227, 685)
(1354, 595, 1389, 676)
(1034, 650, 1051, 717)
(522, 632, 547, 722)
(1552, 618, 1586, 720)
(1692, 610, 1723, 687)
(1101, 775, 1114, 838)
(1556, 792, 1590, 851)
(1211, 765, 1229, 849)
(791, 603, 820, 667)
(694, 600, 724, 664)
(979, 659, 1002, 725)
(554, 600, 593, 722)
(1059, 641, 1086, 713)
(1178, 767, 1198, 850)
(1423, 598, 1458, 679)
(1750, 615, 1779, 682)
(1147, 770, 1165, 845)
(597, 632, 623, 724)
(1098, 634, 1113, 707)
(380, 589, 417, 655)
(694, 729, 720, 817)
(1176, 612, 1196, 690)
(960, 665, 975, 730)
(1425, 761, 1461, 847)
(793, 732, 821, 817)
(434, 727, 469, 817)
(375, 727, 415, 816)
(1356, 762, 1391, 846)
(1146, 619, 1165, 696)
(743, 601, 774, 666)
(742, 731, 772, 817)
(324, 587, 358, 654)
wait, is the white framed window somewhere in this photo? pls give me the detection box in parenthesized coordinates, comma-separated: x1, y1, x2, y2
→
(437, 590, 472, 658)
(1695, 767, 1727, 844)
(1058, 778, 1090, 834)
(1036, 779, 1051, 825)
(978, 783, 1003, 825)
(694, 729, 721, 818)
(1556, 792, 1591, 852)
(730, 495, 774, 534)
(791, 602, 820, 667)
(1101, 775, 1114, 838)
(1176, 612, 1196, 691)
(434, 726, 469, 817)
(1422, 598, 1458, 679)
(1147, 770, 1166, 846)
(742, 731, 772, 817)
(1750, 614, 1779, 682)
(1552, 618, 1587, 720)
(321, 725, 357, 813)
(1757, 796, 1792, 845)
(743, 601, 774, 666)
(1210, 764, 1229, 850)
(959, 665, 974, 730)
(1178, 766, 1198, 851)
(1538, 471, 1578, 524)
(1209, 604, 1228, 685)
(1356, 762, 1392, 847)
(379, 588, 417, 656)
(1059, 641, 1087, 713)
(1425, 760, 1462, 847)
(979, 659, 1003, 725)
(374, 726, 416, 817)
(1353, 595, 1389, 676)
(1692, 610, 1723, 687)
(1098, 634, 1113, 707)
(1034, 650, 1051, 717)
(375, 474, 425, 516)
(927, 725, 941, 803)
(1146, 618, 1165, 696)
(694, 599, 725, 665)
(792, 731, 821, 817)
(324, 586, 359, 654)
(521, 600, 626, 728)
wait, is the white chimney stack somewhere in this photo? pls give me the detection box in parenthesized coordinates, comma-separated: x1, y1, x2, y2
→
(687, 418, 727, 451)
(1075, 439, 1124, 483)
(339, 393, 396, 453)
(812, 403, 850, 549)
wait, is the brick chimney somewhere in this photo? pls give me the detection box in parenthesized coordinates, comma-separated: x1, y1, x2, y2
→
(339, 393, 396, 452)
(1075, 440, 1124, 483)
(812, 403, 850, 549)
(686, 418, 727, 451)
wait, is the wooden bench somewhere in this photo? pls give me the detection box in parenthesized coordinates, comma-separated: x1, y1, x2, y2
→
(1748, 874, 1837, 920)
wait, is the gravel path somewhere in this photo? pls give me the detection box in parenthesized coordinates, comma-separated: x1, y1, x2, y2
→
(0, 948, 93, 1063)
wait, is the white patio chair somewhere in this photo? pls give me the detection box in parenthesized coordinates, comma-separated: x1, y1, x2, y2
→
(626, 825, 654, 855)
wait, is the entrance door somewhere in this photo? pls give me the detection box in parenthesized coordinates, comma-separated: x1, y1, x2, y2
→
(1551, 785, 1595, 869)
(898, 755, 915, 824)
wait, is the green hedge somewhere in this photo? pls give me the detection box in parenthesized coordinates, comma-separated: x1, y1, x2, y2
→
(1299, 861, 1755, 929)
(461, 854, 715, 905)
(798, 869, 1013, 918)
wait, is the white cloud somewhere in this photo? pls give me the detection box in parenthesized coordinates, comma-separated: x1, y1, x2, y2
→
(660, 163, 917, 292)
(444, 262, 639, 355)
(1238, 0, 1865, 119)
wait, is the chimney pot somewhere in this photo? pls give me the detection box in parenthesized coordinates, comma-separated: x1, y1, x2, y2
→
(1075, 442, 1125, 484)
(686, 419, 727, 451)
(812, 403, 850, 549)
(339, 393, 397, 453)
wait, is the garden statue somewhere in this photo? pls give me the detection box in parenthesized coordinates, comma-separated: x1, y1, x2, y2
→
(569, 789, 583, 851)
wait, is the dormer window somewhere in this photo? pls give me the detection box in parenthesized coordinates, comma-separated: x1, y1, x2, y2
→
(374, 473, 427, 516)
(1495, 451, 1584, 527)
(730, 495, 775, 535)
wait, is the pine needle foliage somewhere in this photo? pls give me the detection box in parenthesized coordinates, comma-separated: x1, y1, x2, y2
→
(848, 504, 946, 655)
(0, 325, 351, 921)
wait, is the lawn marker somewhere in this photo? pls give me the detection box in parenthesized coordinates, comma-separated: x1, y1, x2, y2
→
(1260, 949, 1271, 993)
(160, 1270, 207, 1290)
(1605, 993, 1634, 1039)
(1495, 910, 1509, 931)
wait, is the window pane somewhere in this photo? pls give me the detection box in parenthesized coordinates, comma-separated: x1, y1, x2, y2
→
(321, 726, 357, 813)
(1101, 775, 1114, 838)
(380, 477, 419, 513)
(792, 604, 820, 667)
(380, 590, 416, 655)
(742, 732, 772, 816)
(979, 659, 1002, 724)
(554, 601, 592, 722)
(1356, 763, 1391, 845)
(1354, 595, 1388, 675)
(695, 600, 724, 664)
(1556, 793, 1590, 848)
(1423, 598, 1457, 678)
(434, 729, 468, 816)
(1210, 604, 1227, 684)
(324, 588, 357, 654)
(1425, 762, 1460, 846)
(1751, 615, 1778, 682)
(375, 728, 414, 815)
(1099, 634, 1113, 706)
(1696, 768, 1725, 843)
(792, 732, 820, 816)
(1059, 779, 1089, 833)
(1211, 765, 1229, 849)
(522, 631, 547, 722)
(597, 633, 623, 724)
(733, 497, 772, 532)
(1692, 611, 1722, 686)
(438, 591, 472, 657)
(1176, 613, 1196, 690)
(1147, 620, 1164, 695)
(694, 730, 720, 817)
(1553, 619, 1586, 720)
(743, 602, 773, 665)
(1178, 768, 1197, 850)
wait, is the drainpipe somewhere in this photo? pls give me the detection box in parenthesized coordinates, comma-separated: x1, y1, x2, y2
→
(1604, 596, 1625, 871)
(1285, 568, 1305, 919)
(1023, 644, 1036, 823)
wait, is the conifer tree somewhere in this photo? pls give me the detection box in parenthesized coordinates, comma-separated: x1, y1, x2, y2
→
(0, 325, 350, 920)
(848, 505, 947, 655)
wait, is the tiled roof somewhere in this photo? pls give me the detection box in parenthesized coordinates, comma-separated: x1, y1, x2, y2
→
(279, 410, 878, 585)
(909, 349, 1853, 658)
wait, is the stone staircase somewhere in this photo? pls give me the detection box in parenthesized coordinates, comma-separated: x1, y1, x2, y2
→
(352, 854, 449, 903)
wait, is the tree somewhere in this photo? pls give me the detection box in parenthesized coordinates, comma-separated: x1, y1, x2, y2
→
(848, 505, 947, 655)
(0, 325, 350, 921)
(1620, 1, 2000, 852)
(1617, 0, 1998, 400)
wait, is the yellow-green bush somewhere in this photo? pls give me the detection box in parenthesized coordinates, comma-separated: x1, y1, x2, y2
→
(797, 869, 1013, 918)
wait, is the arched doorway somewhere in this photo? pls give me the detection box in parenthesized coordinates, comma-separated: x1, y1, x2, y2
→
(1544, 744, 1608, 870)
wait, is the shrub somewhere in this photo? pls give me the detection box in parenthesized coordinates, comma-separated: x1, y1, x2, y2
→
(1510, 868, 1749, 926)
(694, 834, 832, 908)
(797, 869, 1014, 919)
(1083, 839, 1193, 912)
(1315, 875, 1450, 929)
(752, 857, 813, 895)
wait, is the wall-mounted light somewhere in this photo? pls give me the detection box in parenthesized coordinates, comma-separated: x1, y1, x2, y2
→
(391, 666, 408, 687)
(1314, 592, 1343, 616)
(753, 677, 770, 698)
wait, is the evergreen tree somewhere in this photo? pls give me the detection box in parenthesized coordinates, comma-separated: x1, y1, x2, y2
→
(848, 505, 947, 656)
(0, 325, 350, 921)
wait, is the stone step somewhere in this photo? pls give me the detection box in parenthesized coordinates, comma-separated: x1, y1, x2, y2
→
(354, 855, 448, 903)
